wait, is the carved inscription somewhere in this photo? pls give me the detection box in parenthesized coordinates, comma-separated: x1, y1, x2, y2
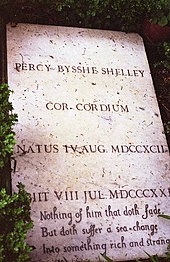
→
(15, 144, 168, 155)
(30, 194, 170, 259)
(14, 62, 145, 77)
(7, 24, 170, 262)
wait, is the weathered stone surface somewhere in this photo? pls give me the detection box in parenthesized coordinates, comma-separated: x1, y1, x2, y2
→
(7, 23, 170, 262)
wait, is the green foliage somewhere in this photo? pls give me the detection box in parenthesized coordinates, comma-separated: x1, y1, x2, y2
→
(154, 42, 170, 69)
(0, 85, 32, 260)
(159, 214, 170, 219)
(0, 183, 33, 262)
(144, 252, 159, 262)
(101, 253, 114, 261)
(0, 84, 17, 169)
(0, 0, 169, 31)
(161, 42, 170, 69)
(150, 0, 170, 26)
(54, 0, 170, 31)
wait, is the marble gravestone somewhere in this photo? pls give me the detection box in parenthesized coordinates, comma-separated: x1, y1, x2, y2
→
(7, 23, 170, 262)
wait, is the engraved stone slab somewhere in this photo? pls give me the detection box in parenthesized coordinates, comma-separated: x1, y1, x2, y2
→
(7, 23, 170, 262)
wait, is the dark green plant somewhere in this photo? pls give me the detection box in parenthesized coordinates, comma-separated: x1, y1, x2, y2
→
(159, 214, 170, 219)
(54, 0, 165, 31)
(144, 252, 159, 262)
(163, 120, 170, 140)
(154, 42, 170, 69)
(0, 83, 33, 261)
(0, 182, 33, 262)
(0, 83, 17, 169)
(150, 0, 170, 26)
(0, 0, 169, 32)
(101, 253, 114, 261)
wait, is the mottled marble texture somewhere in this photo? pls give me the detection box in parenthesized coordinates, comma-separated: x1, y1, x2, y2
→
(7, 23, 170, 262)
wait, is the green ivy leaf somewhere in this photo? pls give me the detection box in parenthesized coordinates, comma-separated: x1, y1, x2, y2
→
(0, 84, 17, 170)
(0, 183, 33, 261)
(158, 15, 168, 26)
(158, 214, 170, 220)
(101, 253, 114, 262)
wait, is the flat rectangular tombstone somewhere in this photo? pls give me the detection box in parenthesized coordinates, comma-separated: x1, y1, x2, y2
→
(7, 23, 170, 261)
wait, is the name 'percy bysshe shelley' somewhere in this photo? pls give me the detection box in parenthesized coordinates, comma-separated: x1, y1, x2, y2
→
(14, 62, 145, 77)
